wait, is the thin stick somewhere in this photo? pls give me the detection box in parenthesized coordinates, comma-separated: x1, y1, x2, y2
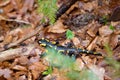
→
(0, 45, 35, 62)
(4, 26, 43, 50)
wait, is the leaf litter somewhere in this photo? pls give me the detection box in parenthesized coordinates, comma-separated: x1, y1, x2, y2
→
(0, 0, 120, 80)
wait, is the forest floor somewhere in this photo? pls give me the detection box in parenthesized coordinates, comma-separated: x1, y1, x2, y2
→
(0, 0, 120, 80)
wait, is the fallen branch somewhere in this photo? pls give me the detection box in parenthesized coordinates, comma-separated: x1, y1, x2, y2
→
(0, 45, 34, 62)
(4, 25, 43, 50)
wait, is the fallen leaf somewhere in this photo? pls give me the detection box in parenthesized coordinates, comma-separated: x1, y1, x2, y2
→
(0, 68, 12, 79)
(110, 34, 119, 49)
(12, 65, 27, 71)
(99, 26, 113, 37)
(83, 1, 97, 12)
(28, 62, 47, 80)
(18, 75, 27, 80)
(17, 56, 29, 65)
(72, 37, 80, 47)
(48, 21, 67, 33)
(0, 0, 10, 7)
(29, 56, 40, 64)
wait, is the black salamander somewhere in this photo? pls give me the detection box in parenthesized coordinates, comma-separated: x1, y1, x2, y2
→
(38, 38, 102, 56)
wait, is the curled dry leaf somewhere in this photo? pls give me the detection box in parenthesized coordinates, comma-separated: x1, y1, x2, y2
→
(48, 21, 67, 33)
(99, 26, 113, 37)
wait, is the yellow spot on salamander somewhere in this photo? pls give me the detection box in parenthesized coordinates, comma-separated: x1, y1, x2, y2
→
(58, 50, 64, 53)
(40, 44, 46, 47)
(94, 52, 97, 54)
(45, 39, 49, 42)
(51, 41, 56, 44)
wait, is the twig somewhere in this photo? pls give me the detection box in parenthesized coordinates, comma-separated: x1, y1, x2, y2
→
(0, 45, 34, 62)
(3, 19, 31, 25)
(4, 25, 43, 50)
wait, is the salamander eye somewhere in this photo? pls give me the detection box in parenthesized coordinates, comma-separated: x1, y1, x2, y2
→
(38, 40, 42, 44)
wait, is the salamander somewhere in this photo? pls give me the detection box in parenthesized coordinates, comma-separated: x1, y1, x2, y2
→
(38, 38, 102, 56)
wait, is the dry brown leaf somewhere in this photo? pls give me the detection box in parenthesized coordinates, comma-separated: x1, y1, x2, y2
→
(18, 0, 34, 19)
(0, 68, 12, 79)
(3, 34, 13, 44)
(87, 36, 98, 50)
(2, 1, 15, 13)
(0, 0, 10, 7)
(28, 62, 47, 80)
(87, 22, 101, 37)
(15, 71, 27, 79)
(72, 37, 80, 47)
(43, 68, 69, 80)
(48, 21, 67, 33)
(28, 72, 32, 80)
(110, 34, 119, 49)
(17, 56, 29, 65)
(99, 26, 113, 37)
(18, 75, 27, 80)
(29, 56, 40, 64)
(12, 65, 27, 71)
(81, 40, 90, 48)
(83, 1, 97, 12)
(101, 36, 110, 46)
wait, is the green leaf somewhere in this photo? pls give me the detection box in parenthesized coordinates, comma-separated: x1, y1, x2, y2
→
(66, 29, 74, 39)
(42, 66, 53, 75)
(109, 25, 115, 30)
